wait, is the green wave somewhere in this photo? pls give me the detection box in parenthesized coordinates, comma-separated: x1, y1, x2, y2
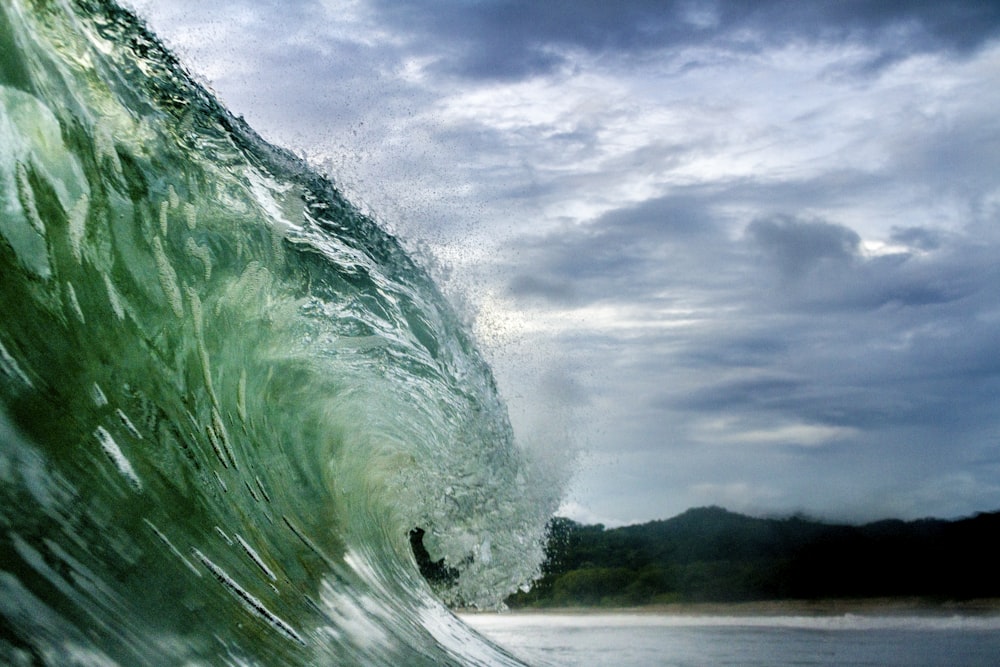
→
(0, 1, 554, 664)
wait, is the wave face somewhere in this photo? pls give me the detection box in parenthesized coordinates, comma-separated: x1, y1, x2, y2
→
(0, 1, 554, 664)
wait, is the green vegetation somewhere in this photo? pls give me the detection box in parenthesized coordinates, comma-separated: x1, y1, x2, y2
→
(506, 506, 1000, 608)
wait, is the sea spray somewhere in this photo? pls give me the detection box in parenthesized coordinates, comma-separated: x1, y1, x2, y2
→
(0, 0, 560, 664)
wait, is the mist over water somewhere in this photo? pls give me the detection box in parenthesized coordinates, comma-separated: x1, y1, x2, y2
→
(0, 1, 565, 663)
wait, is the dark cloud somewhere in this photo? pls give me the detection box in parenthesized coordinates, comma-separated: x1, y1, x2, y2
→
(678, 375, 805, 414)
(755, 234, 983, 313)
(672, 240, 999, 436)
(369, 0, 1000, 80)
(505, 192, 733, 304)
(890, 226, 943, 251)
(512, 184, 1000, 481)
(682, 334, 790, 369)
(507, 275, 577, 304)
(596, 195, 718, 238)
(747, 215, 861, 278)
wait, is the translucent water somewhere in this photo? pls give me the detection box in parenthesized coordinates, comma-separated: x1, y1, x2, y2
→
(0, 1, 559, 664)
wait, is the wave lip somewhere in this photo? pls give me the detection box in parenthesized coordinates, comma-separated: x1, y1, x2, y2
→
(0, 0, 556, 664)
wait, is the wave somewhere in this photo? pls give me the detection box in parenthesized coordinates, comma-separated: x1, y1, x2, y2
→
(0, 1, 557, 664)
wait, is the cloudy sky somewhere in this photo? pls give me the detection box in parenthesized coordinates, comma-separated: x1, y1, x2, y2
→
(130, 0, 1000, 525)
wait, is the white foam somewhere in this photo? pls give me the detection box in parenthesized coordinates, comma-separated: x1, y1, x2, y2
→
(94, 426, 141, 491)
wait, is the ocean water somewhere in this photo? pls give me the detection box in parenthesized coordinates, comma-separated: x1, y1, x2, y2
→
(0, 1, 559, 664)
(462, 613, 1000, 667)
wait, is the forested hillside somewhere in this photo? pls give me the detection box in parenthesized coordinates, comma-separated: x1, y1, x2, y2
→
(504, 507, 1000, 607)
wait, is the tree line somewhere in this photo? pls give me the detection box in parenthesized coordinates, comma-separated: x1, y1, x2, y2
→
(503, 506, 1000, 608)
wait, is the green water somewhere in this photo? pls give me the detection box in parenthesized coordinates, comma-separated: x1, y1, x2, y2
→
(0, 1, 555, 663)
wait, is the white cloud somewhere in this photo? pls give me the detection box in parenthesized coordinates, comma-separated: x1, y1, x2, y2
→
(695, 418, 857, 448)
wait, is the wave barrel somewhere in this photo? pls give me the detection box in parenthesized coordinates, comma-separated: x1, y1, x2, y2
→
(0, 1, 553, 664)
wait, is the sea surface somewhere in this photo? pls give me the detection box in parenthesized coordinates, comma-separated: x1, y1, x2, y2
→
(461, 612, 1000, 667)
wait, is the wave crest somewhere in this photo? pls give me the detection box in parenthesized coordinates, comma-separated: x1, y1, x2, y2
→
(0, 1, 557, 663)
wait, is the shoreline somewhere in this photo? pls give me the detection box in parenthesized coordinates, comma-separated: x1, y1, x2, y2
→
(472, 598, 1000, 617)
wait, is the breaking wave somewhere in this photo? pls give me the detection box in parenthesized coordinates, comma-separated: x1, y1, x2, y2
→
(0, 1, 557, 663)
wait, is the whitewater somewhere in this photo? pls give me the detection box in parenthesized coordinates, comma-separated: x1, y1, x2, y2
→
(0, 0, 560, 664)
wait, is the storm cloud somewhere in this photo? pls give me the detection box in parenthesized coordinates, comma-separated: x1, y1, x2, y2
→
(370, 0, 1000, 79)
(138, 0, 1000, 525)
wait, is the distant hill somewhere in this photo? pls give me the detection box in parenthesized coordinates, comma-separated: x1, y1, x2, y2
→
(505, 506, 1000, 607)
